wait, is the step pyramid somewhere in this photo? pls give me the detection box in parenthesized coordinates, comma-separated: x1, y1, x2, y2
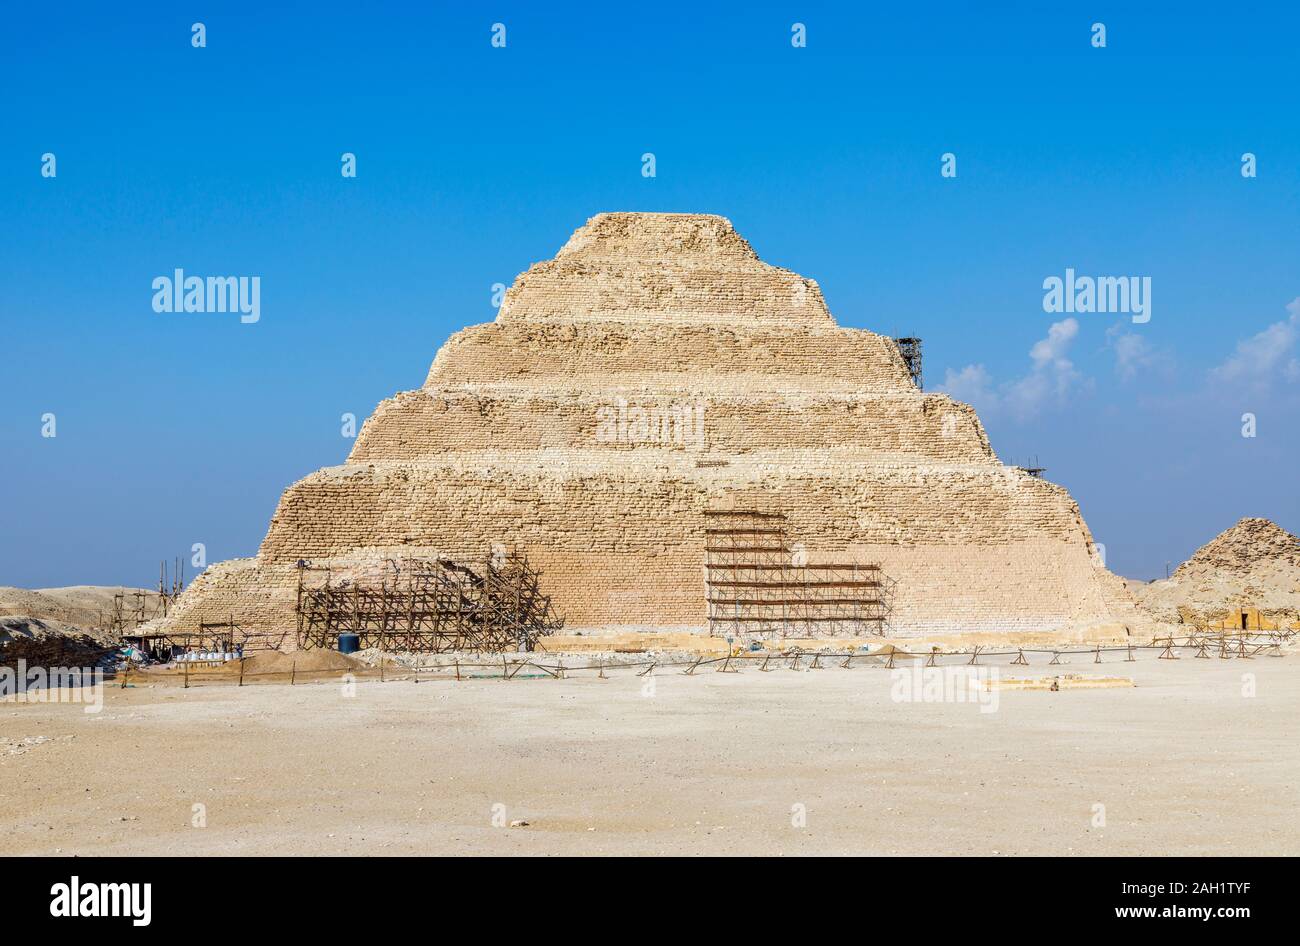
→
(154, 212, 1145, 646)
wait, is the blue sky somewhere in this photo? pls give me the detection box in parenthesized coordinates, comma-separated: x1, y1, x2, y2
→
(2, 1, 1297, 587)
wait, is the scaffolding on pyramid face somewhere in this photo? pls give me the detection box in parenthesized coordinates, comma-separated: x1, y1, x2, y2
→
(294, 552, 563, 654)
(101, 557, 187, 636)
(895, 336, 923, 391)
(703, 510, 894, 639)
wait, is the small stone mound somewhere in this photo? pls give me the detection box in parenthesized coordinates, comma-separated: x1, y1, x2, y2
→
(1175, 518, 1300, 577)
(1133, 517, 1300, 625)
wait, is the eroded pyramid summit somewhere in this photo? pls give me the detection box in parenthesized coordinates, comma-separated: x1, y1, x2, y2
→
(1135, 517, 1300, 624)
(1175, 518, 1300, 577)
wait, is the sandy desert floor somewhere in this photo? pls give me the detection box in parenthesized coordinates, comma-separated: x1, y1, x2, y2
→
(1, 654, 1297, 856)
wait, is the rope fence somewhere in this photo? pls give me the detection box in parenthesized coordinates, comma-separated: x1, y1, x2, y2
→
(114, 630, 1294, 689)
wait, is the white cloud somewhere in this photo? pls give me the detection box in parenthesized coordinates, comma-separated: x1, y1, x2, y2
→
(938, 318, 1083, 421)
(1111, 332, 1149, 379)
(938, 363, 996, 406)
(1104, 321, 1172, 381)
(1211, 297, 1300, 387)
(1029, 317, 1079, 368)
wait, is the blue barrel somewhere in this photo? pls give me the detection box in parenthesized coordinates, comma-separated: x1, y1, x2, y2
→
(338, 633, 361, 654)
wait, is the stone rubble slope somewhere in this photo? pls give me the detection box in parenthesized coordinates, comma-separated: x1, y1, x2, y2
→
(1132, 518, 1300, 624)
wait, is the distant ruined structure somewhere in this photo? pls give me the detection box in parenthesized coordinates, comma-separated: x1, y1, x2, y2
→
(148, 212, 1148, 648)
(1133, 518, 1300, 627)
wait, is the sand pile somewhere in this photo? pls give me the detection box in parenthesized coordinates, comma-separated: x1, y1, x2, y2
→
(140, 648, 364, 680)
(237, 650, 363, 674)
(1133, 518, 1300, 624)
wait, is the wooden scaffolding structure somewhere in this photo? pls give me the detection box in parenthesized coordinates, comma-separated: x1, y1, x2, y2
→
(103, 558, 187, 635)
(295, 553, 563, 653)
(895, 337, 923, 390)
(106, 591, 153, 635)
(704, 509, 894, 639)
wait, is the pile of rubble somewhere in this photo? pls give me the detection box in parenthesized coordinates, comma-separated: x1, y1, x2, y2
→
(1133, 518, 1300, 624)
(0, 634, 121, 671)
(0, 615, 88, 646)
(1174, 517, 1300, 576)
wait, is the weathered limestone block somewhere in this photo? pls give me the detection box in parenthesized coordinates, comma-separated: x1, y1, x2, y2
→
(424, 321, 917, 392)
(498, 211, 833, 326)
(351, 391, 992, 462)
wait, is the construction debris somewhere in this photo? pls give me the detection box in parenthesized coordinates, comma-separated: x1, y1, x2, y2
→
(0, 634, 120, 671)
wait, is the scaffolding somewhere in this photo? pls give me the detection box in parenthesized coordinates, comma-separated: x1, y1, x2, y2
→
(122, 627, 226, 661)
(295, 553, 563, 653)
(106, 590, 164, 636)
(102, 557, 186, 635)
(895, 337, 923, 390)
(1013, 455, 1047, 478)
(704, 510, 894, 639)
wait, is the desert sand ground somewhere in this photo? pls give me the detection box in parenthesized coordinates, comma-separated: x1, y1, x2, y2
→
(2, 654, 1296, 856)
